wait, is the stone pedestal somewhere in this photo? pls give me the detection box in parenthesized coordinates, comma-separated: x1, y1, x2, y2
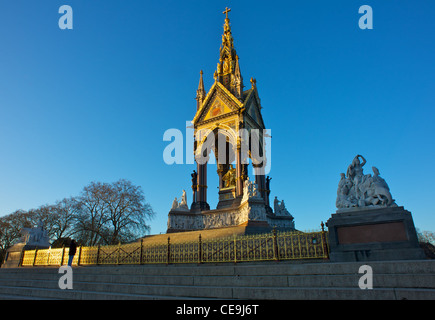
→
(217, 187, 236, 209)
(2, 243, 26, 268)
(267, 214, 295, 229)
(326, 206, 425, 262)
(167, 194, 296, 234)
(2, 243, 50, 268)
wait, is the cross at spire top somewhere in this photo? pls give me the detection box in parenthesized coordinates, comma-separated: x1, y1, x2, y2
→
(214, 7, 243, 99)
(223, 7, 231, 19)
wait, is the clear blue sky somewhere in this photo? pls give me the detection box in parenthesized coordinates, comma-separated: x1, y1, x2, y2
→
(0, 0, 434, 235)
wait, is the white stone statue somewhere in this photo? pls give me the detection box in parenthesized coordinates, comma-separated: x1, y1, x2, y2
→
(241, 177, 261, 203)
(171, 197, 179, 210)
(20, 220, 50, 247)
(273, 196, 293, 217)
(178, 189, 189, 210)
(336, 173, 356, 209)
(273, 196, 279, 214)
(242, 178, 250, 203)
(336, 155, 396, 210)
(171, 190, 189, 211)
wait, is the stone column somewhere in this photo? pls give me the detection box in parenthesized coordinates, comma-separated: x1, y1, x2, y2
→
(217, 165, 225, 190)
(265, 176, 271, 209)
(195, 159, 210, 211)
(253, 163, 266, 203)
(202, 162, 208, 204)
(236, 144, 243, 197)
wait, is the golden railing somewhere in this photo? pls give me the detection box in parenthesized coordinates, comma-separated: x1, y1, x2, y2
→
(20, 228, 329, 267)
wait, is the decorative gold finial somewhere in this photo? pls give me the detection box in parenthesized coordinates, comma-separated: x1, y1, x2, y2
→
(250, 77, 257, 88)
(223, 7, 231, 19)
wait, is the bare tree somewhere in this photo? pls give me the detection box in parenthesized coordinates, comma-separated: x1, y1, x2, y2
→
(74, 181, 111, 246)
(103, 179, 154, 244)
(0, 210, 33, 248)
(0, 180, 155, 252)
(27, 205, 59, 241)
(417, 229, 435, 245)
(73, 179, 154, 245)
(51, 197, 80, 240)
(0, 210, 33, 264)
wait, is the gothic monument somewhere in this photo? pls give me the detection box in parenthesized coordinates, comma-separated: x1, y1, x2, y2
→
(167, 8, 294, 233)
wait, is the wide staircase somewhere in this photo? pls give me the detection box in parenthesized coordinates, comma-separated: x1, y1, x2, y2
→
(0, 259, 434, 300)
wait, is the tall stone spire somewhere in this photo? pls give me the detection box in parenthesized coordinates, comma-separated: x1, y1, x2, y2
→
(216, 7, 244, 100)
(195, 70, 205, 110)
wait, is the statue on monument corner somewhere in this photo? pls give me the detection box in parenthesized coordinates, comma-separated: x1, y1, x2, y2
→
(328, 155, 425, 262)
(2, 220, 51, 268)
(336, 173, 356, 209)
(191, 170, 198, 188)
(274, 196, 279, 213)
(336, 155, 396, 210)
(273, 196, 293, 218)
(191, 170, 198, 204)
(179, 189, 188, 209)
(346, 154, 366, 201)
(241, 177, 262, 203)
(171, 197, 179, 210)
(20, 220, 50, 247)
(266, 176, 271, 191)
(365, 166, 394, 206)
(346, 154, 366, 181)
(170, 190, 189, 211)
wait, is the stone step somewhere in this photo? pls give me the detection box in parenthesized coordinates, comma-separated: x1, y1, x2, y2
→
(1, 281, 433, 300)
(3, 259, 433, 277)
(0, 284, 217, 300)
(0, 260, 433, 300)
(1, 271, 433, 289)
(232, 286, 435, 300)
(0, 293, 57, 300)
(0, 278, 233, 299)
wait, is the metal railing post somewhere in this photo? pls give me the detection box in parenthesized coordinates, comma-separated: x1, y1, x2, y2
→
(77, 246, 82, 266)
(234, 234, 237, 264)
(321, 221, 329, 260)
(198, 234, 202, 264)
(96, 244, 101, 265)
(272, 227, 279, 261)
(139, 239, 143, 265)
(18, 249, 25, 267)
(33, 247, 38, 266)
(60, 246, 66, 266)
(117, 242, 121, 265)
(167, 237, 171, 265)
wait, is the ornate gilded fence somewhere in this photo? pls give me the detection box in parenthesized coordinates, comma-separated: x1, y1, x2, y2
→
(20, 227, 329, 267)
